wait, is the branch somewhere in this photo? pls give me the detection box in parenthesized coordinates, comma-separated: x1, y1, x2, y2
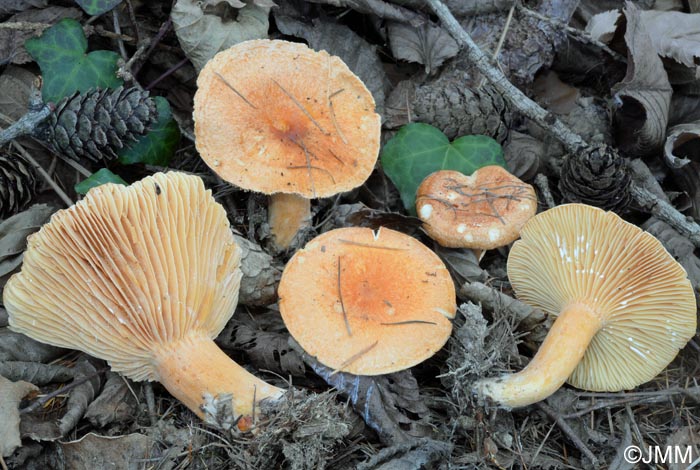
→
(0, 105, 51, 147)
(428, 0, 700, 247)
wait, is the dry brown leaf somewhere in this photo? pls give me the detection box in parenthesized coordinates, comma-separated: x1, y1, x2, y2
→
(664, 120, 700, 168)
(0, 204, 56, 290)
(532, 71, 581, 115)
(84, 373, 140, 428)
(0, 66, 37, 121)
(588, 8, 700, 76)
(171, 0, 270, 71)
(611, 2, 672, 156)
(502, 131, 544, 182)
(0, 374, 38, 457)
(60, 433, 155, 470)
(387, 21, 459, 74)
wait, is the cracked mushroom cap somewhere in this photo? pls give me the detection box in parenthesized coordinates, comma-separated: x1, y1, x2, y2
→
(3, 172, 242, 381)
(278, 227, 456, 375)
(509, 203, 697, 391)
(416, 167, 537, 249)
(193, 39, 381, 198)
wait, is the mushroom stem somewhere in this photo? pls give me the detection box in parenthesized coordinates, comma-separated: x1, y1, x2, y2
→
(269, 193, 311, 250)
(475, 303, 602, 407)
(154, 333, 284, 421)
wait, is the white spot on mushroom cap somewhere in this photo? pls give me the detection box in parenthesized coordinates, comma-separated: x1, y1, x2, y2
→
(465, 233, 474, 242)
(457, 224, 467, 234)
(488, 228, 500, 242)
(447, 192, 458, 201)
(419, 204, 433, 220)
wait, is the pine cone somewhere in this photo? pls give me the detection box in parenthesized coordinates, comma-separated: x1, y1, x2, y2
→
(385, 72, 512, 144)
(558, 144, 632, 212)
(37, 87, 158, 162)
(0, 151, 38, 219)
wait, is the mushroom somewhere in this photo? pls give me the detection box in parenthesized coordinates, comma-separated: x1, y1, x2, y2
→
(415, 166, 537, 251)
(193, 39, 381, 250)
(475, 203, 697, 407)
(3, 172, 283, 425)
(278, 226, 456, 375)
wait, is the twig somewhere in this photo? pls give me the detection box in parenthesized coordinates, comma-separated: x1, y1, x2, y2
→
(0, 105, 51, 147)
(337, 257, 353, 336)
(476, 1, 515, 89)
(145, 57, 189, 91)
(112, 10, 128, 60)
(428, 0, 700, 248)
(0, 22, 137, 44)
(534, 173, 556, 208)
(330, 341, 378, 376)
(131, 19, 172, 77)
(537, 402, 600, 466)
(12, 141, 73, 207)
(427, 0, 586, 154)
(20, 367, 108, 414)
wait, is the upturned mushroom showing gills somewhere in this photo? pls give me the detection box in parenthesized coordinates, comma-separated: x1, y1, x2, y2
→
(193, 39, 381, 250)
(475, 203, 696, 408)
(3, 172, 283, 425)
(278, 227, 456, 375)
(415, 166, 537, 250)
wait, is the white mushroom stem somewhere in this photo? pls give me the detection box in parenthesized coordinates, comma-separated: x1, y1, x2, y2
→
(268, 193, 312, 250)
(475, 303, 602, 407)
(153, 333, 284, 421)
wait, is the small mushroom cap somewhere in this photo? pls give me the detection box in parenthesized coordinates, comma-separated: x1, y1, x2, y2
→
(508, 203, 697, 391)
(415, 167, 537, 249)
(278, 227, 456, 375)
(3, 172, 241, 381)
(193, 39, 381, 198)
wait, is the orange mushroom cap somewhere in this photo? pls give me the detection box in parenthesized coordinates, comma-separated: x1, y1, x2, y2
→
(415, 167, 537, 249)
(193, 39, 381, 198)
(278, 227, 456, 375)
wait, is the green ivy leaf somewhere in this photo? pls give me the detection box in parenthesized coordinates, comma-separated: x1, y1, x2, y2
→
(118, 97, 180, 166)
(75, 0, 123, 16)
(74, 168, 127, 194)
(25, 18, 122, 103)
(381, 123, 506, 213)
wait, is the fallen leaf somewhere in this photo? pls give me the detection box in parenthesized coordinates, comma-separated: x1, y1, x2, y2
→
(532, 71, 581, 115)
(380, 123, 505, 212)
(21, 358, 102, 441)
(0, 203, 55, 289)
(502, 131, 544, 182)
(0, 374, 38, 457)
(171, 0, 270, 71)
(274, 14, 389, 114)
(0, 66, 37, 120)
(663, 120, 700, 168)
(0, 6, 82, 65)
(588, 9, 700, 75)
(85, 373, 139, 427)
(294, 339, 434, 445)
(0, 329, 65, 363)
(74, 0, 122, 16)
(74, 168, 127, 195)
(0, 361, 73, 385)
(611, 2, 672, 156)
(0, 0, 47, 15)
(25, 18, 122, 102)
(60, 433, 154, 470)
(357, 439, 453, 470)
(387, 20, 459, 74)
(664, 426, 700, 470)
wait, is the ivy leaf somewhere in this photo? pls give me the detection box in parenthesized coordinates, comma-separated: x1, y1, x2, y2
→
(74, 0, 122, 16)
(118, 97, 180, 166)
(381, 123, 505, 212)
(25, 18, 122, 103)
(74, 168, 127, 195)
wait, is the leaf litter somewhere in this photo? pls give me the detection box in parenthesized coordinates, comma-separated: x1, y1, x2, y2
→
(2, 0, 700, 468)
